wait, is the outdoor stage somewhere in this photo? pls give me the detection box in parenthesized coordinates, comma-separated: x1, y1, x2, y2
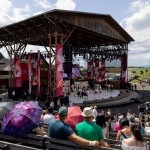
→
(69, 89, 120, 105)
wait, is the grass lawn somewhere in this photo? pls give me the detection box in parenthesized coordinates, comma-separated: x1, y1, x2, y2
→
(128, 67, 150, 83)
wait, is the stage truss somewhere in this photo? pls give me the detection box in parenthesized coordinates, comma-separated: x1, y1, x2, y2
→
(0, 9, 134, 101)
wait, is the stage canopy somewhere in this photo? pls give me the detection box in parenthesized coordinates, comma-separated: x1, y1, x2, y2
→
(0, 9, 134, 100)
(0, 9, 134, 49)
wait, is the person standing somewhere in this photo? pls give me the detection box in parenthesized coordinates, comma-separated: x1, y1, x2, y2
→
(93, 106, 98, 120)
(96, 115, 109, 139)
(107, 109, 111, 116)
(48, 107, 99, 147)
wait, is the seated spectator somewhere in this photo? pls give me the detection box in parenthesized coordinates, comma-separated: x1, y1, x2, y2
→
(40, 110, 47, 122)
(116, 118, 131, 141)
(145, 121, 150, 136)
(75, 107, 109, 147)
(96, 115, 109, 139)
(32, 125, 46, 136)
(42, 107, 55, 124)
(134, 117, 145, 135)
(122, 123, 147, 150)
(48, 107, 99, 147)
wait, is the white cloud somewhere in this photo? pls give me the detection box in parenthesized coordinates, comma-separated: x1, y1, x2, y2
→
(0, 1, 31, 27)
(34, 0, 76, 10)
(11, 4, 31, 22)
(0, 0, 12, 13)
(54, 0, 76, 10)
(121, 0, 150, 66)
(0, 0, 13, 26)
(34, 11, 44, 16)
(34, 0, 52, 9)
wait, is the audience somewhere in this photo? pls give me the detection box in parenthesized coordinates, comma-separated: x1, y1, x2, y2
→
(48, 106, 99, 147)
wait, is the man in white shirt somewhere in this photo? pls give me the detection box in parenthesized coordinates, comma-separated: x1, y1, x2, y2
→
(93, 106, 98, 120)
(42, 107, 55, 124)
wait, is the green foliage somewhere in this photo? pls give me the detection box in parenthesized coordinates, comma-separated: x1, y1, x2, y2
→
(145, 69, 148, 75)
(132, 71, 136, 74)
(134, 75, 139, 79)
(140, 70, 144, 76)
(128, 67, 150, 84)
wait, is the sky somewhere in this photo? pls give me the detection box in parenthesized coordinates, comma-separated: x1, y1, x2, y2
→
(0, 0, 150, 67)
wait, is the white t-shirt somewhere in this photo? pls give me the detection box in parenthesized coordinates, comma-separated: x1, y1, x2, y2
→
(93, 109, 98, 118)
(121, 141, 147, 150)
(145, 127, 150, 136)
(43, 114, 55, 124)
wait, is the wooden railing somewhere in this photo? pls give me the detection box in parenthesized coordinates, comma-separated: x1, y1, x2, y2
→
(0, 130, 149, 150)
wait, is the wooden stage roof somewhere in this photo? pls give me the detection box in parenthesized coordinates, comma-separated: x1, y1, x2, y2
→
(0, 9, 134, 49)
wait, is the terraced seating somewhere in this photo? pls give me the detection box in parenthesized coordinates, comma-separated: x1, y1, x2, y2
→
(0, 141, 41, 150)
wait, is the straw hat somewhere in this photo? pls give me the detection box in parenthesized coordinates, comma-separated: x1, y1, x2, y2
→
(81, 107, 94, 117)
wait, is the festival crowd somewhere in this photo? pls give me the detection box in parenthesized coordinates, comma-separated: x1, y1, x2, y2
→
(35, 103, 150, 150)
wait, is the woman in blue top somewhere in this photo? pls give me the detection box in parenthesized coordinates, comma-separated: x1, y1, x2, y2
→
(116, 118, 132, 141)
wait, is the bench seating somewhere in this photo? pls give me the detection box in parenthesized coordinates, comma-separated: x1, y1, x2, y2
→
(44, 137, 121, 150)
(0, 141, 41, 150)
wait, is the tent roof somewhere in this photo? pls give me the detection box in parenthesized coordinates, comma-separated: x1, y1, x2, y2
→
(0, 9, 134, 48)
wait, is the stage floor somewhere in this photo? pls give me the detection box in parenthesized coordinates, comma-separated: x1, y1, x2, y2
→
(69, 90, 120, 105)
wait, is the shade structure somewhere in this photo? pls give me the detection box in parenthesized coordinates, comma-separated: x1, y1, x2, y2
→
(2, 101, 42, 138)
(0, 102, 17, 119)
(65, 106, 84, 130)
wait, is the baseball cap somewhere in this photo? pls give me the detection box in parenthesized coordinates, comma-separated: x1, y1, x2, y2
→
(58, 107, 68, 116)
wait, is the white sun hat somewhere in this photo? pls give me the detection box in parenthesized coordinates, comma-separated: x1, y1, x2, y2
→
(81, 107, 94, 117)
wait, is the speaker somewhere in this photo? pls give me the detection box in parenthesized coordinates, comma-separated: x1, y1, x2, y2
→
(63, 43, 72, 77)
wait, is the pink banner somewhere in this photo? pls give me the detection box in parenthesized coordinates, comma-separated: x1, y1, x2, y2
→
(13, 57, 22, 87)
(94, 59, 100, 81)
(101, 59, 105, 81)
(120, 53, 127, 87)
(87, 61, 94, 79)
(37, 51, 41, 96)
(27, 53, 32, 95)
(56, 44, 63, 97)
(21, 63, 28, 81)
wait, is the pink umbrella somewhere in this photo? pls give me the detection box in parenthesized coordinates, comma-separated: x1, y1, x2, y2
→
(2, 101, 42, 138)
(65, 106, 84, 130)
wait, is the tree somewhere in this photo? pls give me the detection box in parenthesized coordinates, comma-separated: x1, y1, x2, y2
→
(145, 69, 148, 76)
(132, 71, 136, 74)
(140, 70, 144, 77)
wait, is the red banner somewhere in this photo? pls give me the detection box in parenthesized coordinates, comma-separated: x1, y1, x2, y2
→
(13, 57, 22, 87)
(27, 53, 32, 95)
(56, 44, 63, 97)
(94, 59, 100, 81)
(21, 63, 28, 81)
(101, 59, 105, 81)
(120, 53, 127, 87)
(37, 51, 41, 96)
(87, 61, 94, 79)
